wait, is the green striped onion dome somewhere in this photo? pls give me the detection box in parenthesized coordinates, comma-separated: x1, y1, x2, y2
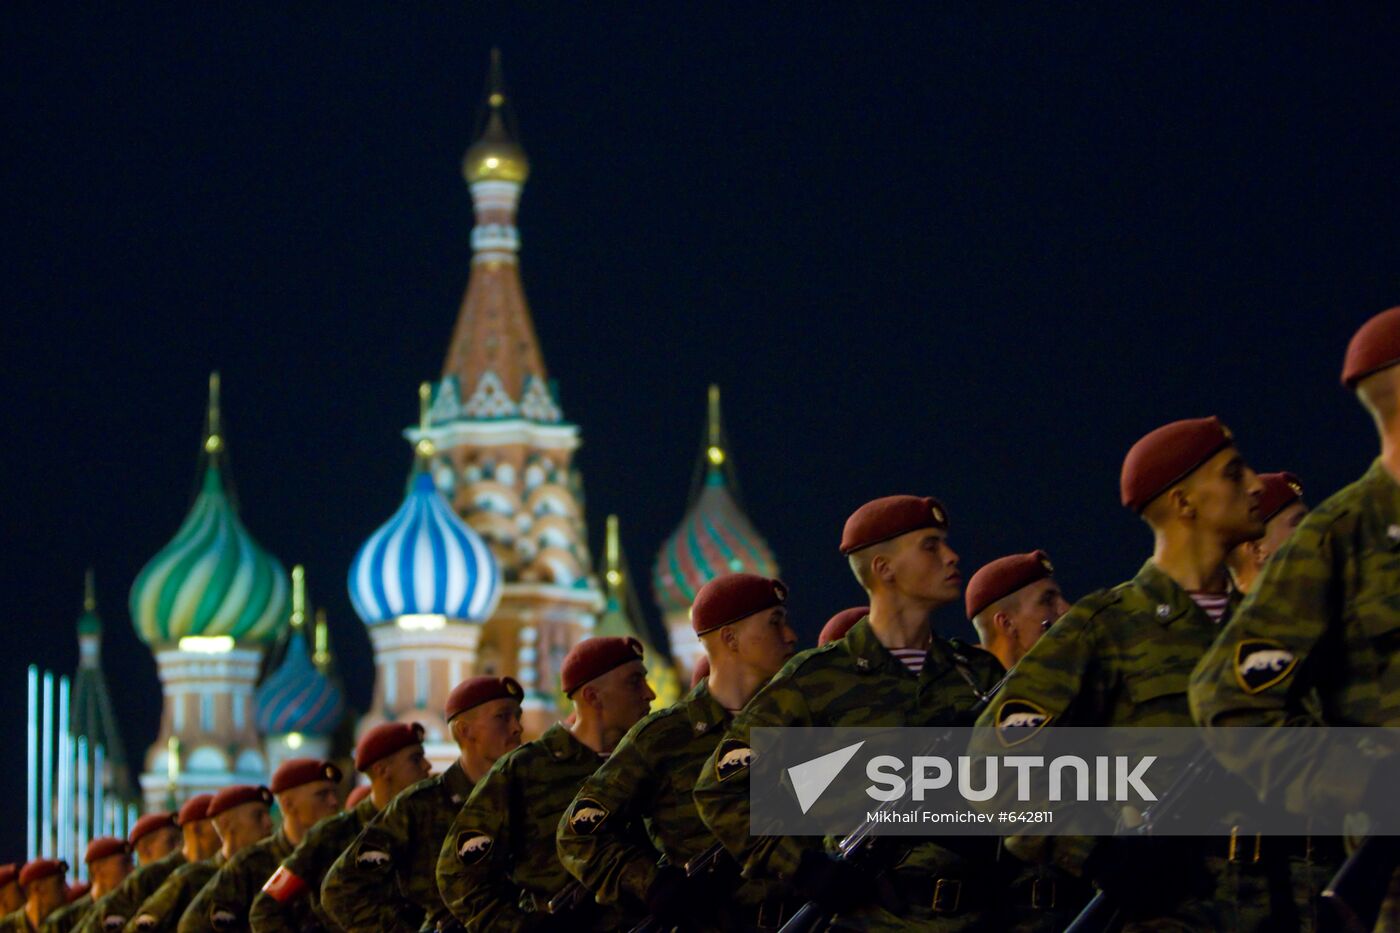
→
(652, 466, 779, 614)
(130, 464, 290, 646)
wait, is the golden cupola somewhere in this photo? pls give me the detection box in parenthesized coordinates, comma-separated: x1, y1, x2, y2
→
(462, 49, 529, 185)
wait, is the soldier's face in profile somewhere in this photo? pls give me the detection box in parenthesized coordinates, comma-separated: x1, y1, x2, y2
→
(282, 780, 341, 829)
(188, 818, 221, 859)
(375, 743, 433, 799)
(140, 826, 182, 864)
(91, 853, 132, 890)
(885, 530, 962, 606)
(219, 803, 274, 851)
(1189, 448, 1265, 546)
(1258, 502, 1308, 560)
(464, 698, 524, 763)
(588, 660, 655, 732)
(30, 875, 65, 919)
(729, 606, 798, 678)
(1004, 578, 1070, 657)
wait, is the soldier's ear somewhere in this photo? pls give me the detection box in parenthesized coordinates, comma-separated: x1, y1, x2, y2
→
(720, 625, 739, 652)
(993, 610, 1014, 635)
(1166, 486, 1195, 519)
(872, 552, 895, 584)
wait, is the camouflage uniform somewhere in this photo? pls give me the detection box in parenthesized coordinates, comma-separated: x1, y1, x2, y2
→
(176, 834, 291, 933)
(39, 896, 91, 933)
(1190, 459, 1400, 926)
(248, 797, 377, 933)
(692, 616, 1005, 930)
(556, 679, 788, 931)
(974, 559, 1317, 931)
(437, 723, 626, 932)
(74, 852, 185, 933)
(320, 761, 472, 933)
(125, 856, 224, 933)
(0, 909, 38, 932)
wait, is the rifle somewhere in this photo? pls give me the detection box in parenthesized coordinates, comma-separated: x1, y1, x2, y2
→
(1322, 832, 1400, 933)
(1063, 745, 1217, 933)
(544, 878, 587, 915)
(778, 668, 1002, 933)
(627, 843, 728, 933)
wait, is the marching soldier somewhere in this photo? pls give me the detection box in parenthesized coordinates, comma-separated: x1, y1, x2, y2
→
(41, 840, 131, 933)
(437, 636, 656, 932)
(693, 495, 1005, 930)
(965, 551, 1068, 672)
(970, 416, 1315, 929)
(963, 551, 1086, 930)
(128, 787, 271, 933)
(320, 676, 524, 933)
(556, 573, 798, 931)
(0, 860, 69, 933)
(249, 723, 431, 932)
(1189, 307, 1400, 916)
(75, 813, 184, 933)
(1224, 472, 1308, 594)
(0, 867, 21, 918)
(179, 760, 340, 933)
(818, 606, 868, 646)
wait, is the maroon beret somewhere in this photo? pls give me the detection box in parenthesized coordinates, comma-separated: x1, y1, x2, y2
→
(1257, 472, 1304, 523)
(1342, 306, 1400, 388)
(66, 880, 90, 903)
(691, 574, 788, 636)
(819, 607, 868, 646)
(840, 496, 949, 555)
(690, 655, 710, 688)
(355, 722, 425, 772)
(1120, 417, 1235, 513)
(206, 784, 273, 819)
(128, 812, 177, 847)
(346, 784, 373, 809)
(83, 837, 129, 865)
(445, 675, 524, 722)
(561, 636, 645, 696)
(0, 864, 17, 887)
(965, 551, 1056, 620)
(176, 793, 214, 826)
(270, 758, 341, 795)
(19, 859, 66, 888)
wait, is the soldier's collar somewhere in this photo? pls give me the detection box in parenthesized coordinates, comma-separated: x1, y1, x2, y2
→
(844, 616, 950, 678)
(1364, 458, 1400, 538)
(1134, 560, 1237, 626)
(442, 758, 473, 803)
(684, 679, 730, 735)
(545, 721, 599, 762)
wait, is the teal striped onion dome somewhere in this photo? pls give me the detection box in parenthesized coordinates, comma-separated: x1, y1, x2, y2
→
(254, 633, 344, 736)
(130, 464, 290, 646)
(652, 466, 779, 614)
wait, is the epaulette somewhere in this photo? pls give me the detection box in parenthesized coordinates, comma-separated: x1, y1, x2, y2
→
(1072, 587, 1122, 622)
(947, 638, 999, 664)
(782, 640, 844, 678)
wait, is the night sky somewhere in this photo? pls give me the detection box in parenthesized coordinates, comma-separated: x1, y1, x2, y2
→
(5, 6, 1400, 858)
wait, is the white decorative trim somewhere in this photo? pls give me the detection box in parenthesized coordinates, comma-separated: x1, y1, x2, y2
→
(471, 224, 520, 253)
(406, 419, 580, 452)
(461, 371, 520, 420)
(519, 376, 562, 423)
(430, 378, 463, 423)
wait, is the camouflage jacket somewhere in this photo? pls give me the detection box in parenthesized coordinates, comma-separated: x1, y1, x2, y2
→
(39, 895, 90, 933)
(971, 559, 1242, 872)
(248, 797, 376, 933)
(320, 761, 472, 933)
(74, 852, 185, 933)
(437, 723, 620, 932)
(177, 834, 291, 933)
(126, 855, 223, 933)
(556, 679, 778, 914)
(0, 908, 37, 932)
(1190, 458, 1400, 815)
(693, 616, 1003, 883)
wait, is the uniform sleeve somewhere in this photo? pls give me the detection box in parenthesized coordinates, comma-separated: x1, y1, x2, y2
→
(556, 721, 663, 906)
(1189, 513, 1372, 814)
(436, 758, 528, 932)
(250, 821, 337, 933)
(970, 601, 1103, 875)
(126, 871, 188, 933)
(175, 866, 227, 933)
(693, 671, 814, 882)
(319, 802, 421, 933)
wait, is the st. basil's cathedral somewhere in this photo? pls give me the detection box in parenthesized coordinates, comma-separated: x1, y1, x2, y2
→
(40, 52, 781, 822)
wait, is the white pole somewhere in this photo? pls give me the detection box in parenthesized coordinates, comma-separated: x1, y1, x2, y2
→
(126, 804, 138, 839)
(58, 676, 71, 866)
(76, 737, 89, 883)
(41, 671, 54, 858)
(26, 666, 38, 861)
(93, 744, 105, 845)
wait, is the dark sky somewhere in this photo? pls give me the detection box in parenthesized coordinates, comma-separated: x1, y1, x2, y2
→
(4, 6, 1400, 858)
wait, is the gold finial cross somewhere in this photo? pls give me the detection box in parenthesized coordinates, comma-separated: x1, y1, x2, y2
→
(313, 608, 331, 671)
(83, 568, 96, 613)
(415, 382, 437, 459)
(706, 384, 726, 466)
(291, 565, 306, 628)
(205, 371, 224, 456)
(605, 514, 622, 590)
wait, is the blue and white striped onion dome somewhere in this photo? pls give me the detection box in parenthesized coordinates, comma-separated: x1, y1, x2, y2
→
(254, 634, 344, 736)
(348, 472, 503, 624)
(131, 464, 290, 646)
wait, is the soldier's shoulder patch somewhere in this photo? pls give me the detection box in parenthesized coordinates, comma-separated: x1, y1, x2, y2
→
(354, 843, 392, 870)
(995, 698, 1052, 748)
(454, 831, 493, 866)
(715, 738, 753, 782)
(103, 914, 126, 931)
(1233, 640, 1297, 694)
(133, 914, 158, 930)
(566, 797, 610, 835)
(209, 906, 238, 932)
